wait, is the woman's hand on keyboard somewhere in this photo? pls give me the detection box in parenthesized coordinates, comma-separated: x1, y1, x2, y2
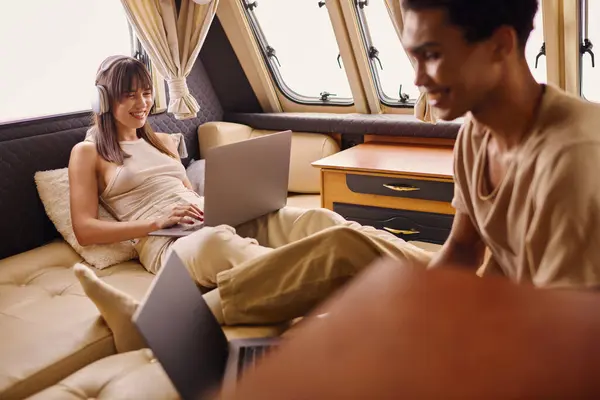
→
(153, 204, 204, 229)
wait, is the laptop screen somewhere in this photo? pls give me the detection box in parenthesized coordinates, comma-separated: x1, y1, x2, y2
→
(133, 252, 230, 400)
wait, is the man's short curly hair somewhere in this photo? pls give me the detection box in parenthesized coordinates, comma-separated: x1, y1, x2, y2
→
(402, 0, 539, 49)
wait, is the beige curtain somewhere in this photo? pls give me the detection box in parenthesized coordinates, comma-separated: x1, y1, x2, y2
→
(120, 0, 218, 120)
(385, 0, 437, 123)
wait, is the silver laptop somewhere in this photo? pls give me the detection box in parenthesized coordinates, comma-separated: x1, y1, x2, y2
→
(132, 251, 279, 400)
(149, 130, 292, 237)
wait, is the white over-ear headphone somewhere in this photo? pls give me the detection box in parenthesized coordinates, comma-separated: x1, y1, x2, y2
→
(91, 55, 135, 115)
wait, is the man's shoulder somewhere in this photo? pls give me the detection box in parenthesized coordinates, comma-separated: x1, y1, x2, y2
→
(529, 86, 600, 165)
(539, 85, 600, 140)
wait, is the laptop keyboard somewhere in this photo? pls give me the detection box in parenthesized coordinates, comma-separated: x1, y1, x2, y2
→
(237, 344, 273, 376)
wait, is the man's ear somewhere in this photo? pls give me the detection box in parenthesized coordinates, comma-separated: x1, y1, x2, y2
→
(490, 25, 518, 61)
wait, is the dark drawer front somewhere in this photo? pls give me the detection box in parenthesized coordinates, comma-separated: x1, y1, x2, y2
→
(346, 174, 454, 202)
(334, 203, 454, 245)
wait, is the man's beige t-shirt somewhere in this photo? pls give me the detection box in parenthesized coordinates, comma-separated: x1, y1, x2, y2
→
(453, 84, 600, 289)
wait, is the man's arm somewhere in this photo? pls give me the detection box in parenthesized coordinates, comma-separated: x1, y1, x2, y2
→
(428, 210, 486, 271)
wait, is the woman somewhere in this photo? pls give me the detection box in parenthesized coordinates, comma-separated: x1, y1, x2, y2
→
(71, 55, 432, 353)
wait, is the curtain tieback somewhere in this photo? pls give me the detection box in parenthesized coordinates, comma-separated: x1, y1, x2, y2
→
(167, 77, 190, 99)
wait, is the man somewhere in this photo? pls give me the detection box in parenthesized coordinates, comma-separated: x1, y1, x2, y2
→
(402, 0, 600, 288)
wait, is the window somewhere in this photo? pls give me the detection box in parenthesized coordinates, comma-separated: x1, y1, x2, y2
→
(242, 0, 353, 105)
(355, 2, 547, 108)
(0, 0, 135, 123)
(526, 4, 547, 84)
(580, 0, 598, 102)
(355, 0, 418, 107)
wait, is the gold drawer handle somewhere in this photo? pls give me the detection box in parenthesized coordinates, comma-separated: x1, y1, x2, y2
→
(383, 184, 420, 192)
(383, 227, 420, 235)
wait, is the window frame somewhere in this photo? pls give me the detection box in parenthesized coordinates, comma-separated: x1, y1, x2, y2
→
(239, 0, 355, 107)
(222, 0, 569, 116)
(353, 1, 415, 109)
(578, 0, 585, 97)
(577, 0, 597, 101)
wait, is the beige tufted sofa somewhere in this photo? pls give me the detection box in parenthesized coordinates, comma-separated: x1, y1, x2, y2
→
(0, 122, 340, 399)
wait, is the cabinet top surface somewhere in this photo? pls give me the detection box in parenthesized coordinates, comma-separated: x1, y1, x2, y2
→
(312, 142, 454, 179)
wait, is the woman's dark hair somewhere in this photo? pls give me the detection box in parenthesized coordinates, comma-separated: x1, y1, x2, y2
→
(90, 57, 175, 164)
(402, 0, 539, 49)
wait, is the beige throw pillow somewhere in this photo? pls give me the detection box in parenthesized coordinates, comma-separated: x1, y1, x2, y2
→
(34, 168, 138, 269)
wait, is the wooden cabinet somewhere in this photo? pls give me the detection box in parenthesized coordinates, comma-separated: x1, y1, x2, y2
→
(312, 142, 455, 245)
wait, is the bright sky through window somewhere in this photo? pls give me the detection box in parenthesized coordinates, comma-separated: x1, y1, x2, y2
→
(0, 0, 132, 123)
(250, 0, 353, 101)
(359, 0, 420, 102)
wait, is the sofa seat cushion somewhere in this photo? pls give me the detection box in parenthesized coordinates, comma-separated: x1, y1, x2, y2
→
(25, 349, 179, 400)
(0, 241, 154, 400)
(286, 194, 321, 209)
(26, 326, 288, 400)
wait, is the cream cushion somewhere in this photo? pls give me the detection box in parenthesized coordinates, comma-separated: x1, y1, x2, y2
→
(34, 168, 138, 269)
(0, 241, 154, 399)
(25, 349, 180, 400)
(26, 325, 289, 400)
(197, 122, 340, 193)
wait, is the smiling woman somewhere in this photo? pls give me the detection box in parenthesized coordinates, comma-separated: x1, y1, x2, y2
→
(0, 0, 135, 124)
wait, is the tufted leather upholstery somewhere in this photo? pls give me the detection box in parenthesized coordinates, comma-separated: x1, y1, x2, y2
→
(25, 349, 179, 400)
(27, 322, 289, 400)
(224, 112, 461, 139)
(197, 121, 339, 195)
(0, 240, 293, 400)
(0, 241, 154, 399)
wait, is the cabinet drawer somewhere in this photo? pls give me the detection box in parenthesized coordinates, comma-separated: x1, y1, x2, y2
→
(334, 203, 454, 245)
(346, 174, 454, 203)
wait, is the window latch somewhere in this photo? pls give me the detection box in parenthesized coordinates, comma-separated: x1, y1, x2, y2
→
(356, 0, 369, 9)
(398, 84, 410, 104)
(318, 1, 325, 7)
(245, 1, 258, 11)
(368, 46, 383, 70)
(535, 42, 546, 68)
(320, 91, 337, 101)
(337, 53, 342, 69)
(266, 46, 281, 67)
(581, 39, 595, 68)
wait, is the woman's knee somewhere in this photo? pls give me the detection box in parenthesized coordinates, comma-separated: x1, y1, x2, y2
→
(170, 226, 239, 287)
(299, 208, 346, 225)
(288, 208, 348, 240)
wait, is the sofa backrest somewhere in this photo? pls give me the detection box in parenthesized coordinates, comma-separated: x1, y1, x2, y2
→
(197, 121, 340, 194)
